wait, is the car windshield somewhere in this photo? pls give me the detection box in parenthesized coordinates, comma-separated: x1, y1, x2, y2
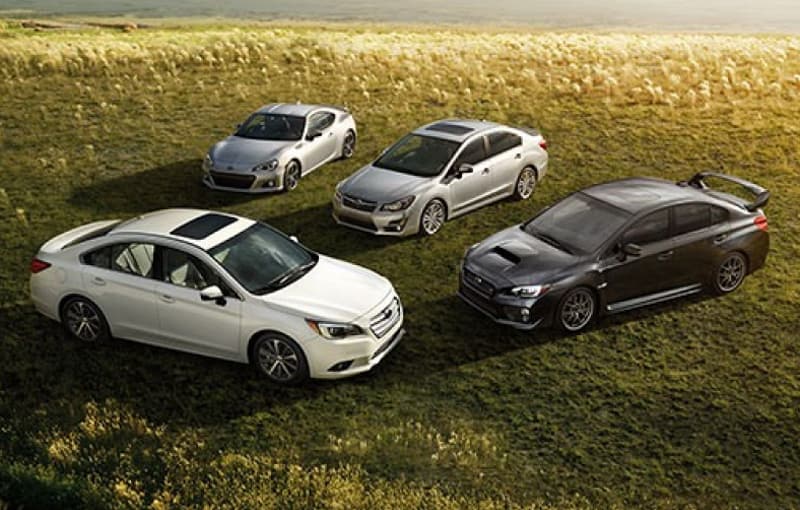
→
(522, 193, 631, 254)
(209, 223, 317, 294)
(373, 134, 460, 177)
(234, 113, 305, 141)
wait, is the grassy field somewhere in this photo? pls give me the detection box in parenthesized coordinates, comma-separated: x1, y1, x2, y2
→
(1, 20, 799, 509)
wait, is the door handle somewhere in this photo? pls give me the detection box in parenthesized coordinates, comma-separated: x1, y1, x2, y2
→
(514, 153, 522, 159)
(91, 276, 106, 286)
(714, 234, 728, 244)
(482, 168, 491, 175)
(657, 250, 674, 261)
(160, 294, 175, 304)
(328, 131, 334, 137)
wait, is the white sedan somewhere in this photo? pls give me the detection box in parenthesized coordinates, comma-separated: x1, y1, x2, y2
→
(29, 209, 404, 384)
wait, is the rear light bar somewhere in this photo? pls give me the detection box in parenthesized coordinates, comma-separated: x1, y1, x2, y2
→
(30, 258, 51, 273)
(754, 215, 768, 231)
(539, 139, 548, 151)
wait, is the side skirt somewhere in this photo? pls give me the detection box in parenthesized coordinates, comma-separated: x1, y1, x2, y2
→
(606, 284, 704, 314)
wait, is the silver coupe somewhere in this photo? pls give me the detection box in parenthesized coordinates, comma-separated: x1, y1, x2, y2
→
(332, 119, 548, 236)
(203, 103, 357, 193)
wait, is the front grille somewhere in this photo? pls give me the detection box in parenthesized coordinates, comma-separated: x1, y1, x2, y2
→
(370, 298, 402, 338)
(339, 215, 377, 231)
(462, 268, 495, 297)
(459, 283, 501, 319)
(342, 194, 378, 212)
(210, 171, 255, 189)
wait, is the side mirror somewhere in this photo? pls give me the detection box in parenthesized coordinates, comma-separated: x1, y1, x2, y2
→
(622, 243, 643, 257)
(200, 285, 226, 305)
(458, 164, 474, 176)
(289, 235, 299, 243)
(235, 123, 241, 130)
(305, 131, 322, 141)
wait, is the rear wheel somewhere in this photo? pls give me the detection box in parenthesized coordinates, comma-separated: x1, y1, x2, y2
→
(252, 332, 309, 385)
(556, 287, 596, 333)
(712, 252, 747, 294)
(283, 161, 301, 192)
(60, 296, 110, 343)
(419, 199, 446, 236)
(513, 166, 537, 200)
(341, 130, 356, 159)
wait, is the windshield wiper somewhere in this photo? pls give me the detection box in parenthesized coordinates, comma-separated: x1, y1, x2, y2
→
(254, 261, 317, 294)
(531, 230, 574, 255)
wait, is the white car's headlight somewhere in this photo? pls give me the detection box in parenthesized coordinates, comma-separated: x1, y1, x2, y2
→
(509, 285, 551, 298)
(334, 181, 345, 201)
(380, 196, 415, 212)
(252, 159, 279, 173)
(306, 319, 364, 340)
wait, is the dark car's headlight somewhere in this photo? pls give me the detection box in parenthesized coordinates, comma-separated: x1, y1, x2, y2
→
(380, 196, 415, 212)
(252, 159, 279, 173)
(306, 319, 364, 339)
(508, 285, 551, 298)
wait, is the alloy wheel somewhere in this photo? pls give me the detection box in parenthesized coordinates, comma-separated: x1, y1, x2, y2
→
(284, 162, 300, 191)
(421, 200, 446, 235)
(342, 131, 356, 159)
(65, 300, 103, 342)
(258, 337, 301, 382)
(560, 288, 595, 332)
(516, 168, 536, 199)
(717, 253, 746, 293)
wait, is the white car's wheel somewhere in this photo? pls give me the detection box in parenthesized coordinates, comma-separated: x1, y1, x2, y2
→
(252, 333, 309, 385)
(61, 296, 110, 343)
(513, 166, 537, 200)
(283, 161, 301, 192)
(420, 199, 446, 236)
(341, 130, 356, 160)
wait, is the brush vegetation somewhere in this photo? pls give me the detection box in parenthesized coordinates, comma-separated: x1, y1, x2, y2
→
(0, 20, 799, 509)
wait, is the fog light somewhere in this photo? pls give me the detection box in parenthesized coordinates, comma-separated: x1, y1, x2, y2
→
(503, 306, 531, 323)
(328, 360, 354, 372)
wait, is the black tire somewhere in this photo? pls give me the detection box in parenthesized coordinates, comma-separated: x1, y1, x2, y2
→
(60, 296, 110, 343)
(712, 251, 748, 295)
(251, 332, 309, 385)
(419, 199, 447, 236)
(283, 160, 301, 192)
(555, 287, 596, 333)
(340, 130, 356, 160)
(512, 166, 537, 200)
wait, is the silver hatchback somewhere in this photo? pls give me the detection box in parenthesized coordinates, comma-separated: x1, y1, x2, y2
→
(332, 119, 548, 236)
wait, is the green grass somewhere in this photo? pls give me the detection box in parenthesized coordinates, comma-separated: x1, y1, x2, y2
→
(0, 20, 799, 509)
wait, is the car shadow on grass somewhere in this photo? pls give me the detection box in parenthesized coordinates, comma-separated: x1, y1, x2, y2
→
(68, 159, 256, 215)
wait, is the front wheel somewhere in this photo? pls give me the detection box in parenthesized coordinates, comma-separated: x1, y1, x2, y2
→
(60, 296, 110, 343)
(340, 130, 356, 160)
(712, 252, 747, 294)
(419, 199, 446, 236)
(556, 287, 596, 333)
(283, 161, 301, 192)
(252, 333, 309, 385)
(513, 166, 537, 200)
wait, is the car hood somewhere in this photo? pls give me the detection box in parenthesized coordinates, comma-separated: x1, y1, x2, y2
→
(465, 226, 579, 288)
(262, 255, 393, 323)
(210, 136, 294, 170)
(340, 164, 431, 203)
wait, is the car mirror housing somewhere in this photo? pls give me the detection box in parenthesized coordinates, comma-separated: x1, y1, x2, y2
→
(200, 285, 225, 303)
(306, 131, 322, 141)
(458, 164, 474, 175)
(622, 243, 643, 257)
(290, 235, 299, 243)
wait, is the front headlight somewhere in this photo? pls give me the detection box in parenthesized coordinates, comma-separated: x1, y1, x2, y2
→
(252, 159, 279, 173)
(334, 180, 345, 201)
(509, 285, 551, 298)
(203, 153, 213, 170)
(464, 242, 480, 258)
(380, 196, 415, 212)
(306, 319, 364, 340)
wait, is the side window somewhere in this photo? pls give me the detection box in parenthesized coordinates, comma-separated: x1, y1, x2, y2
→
(162, 247, 235, 295)
(623, 209, 670, 246)
(673, 203, 711, 236)
(111, 243, 155, 278)
(711, 206, 728, 225)
(487, 131, 522, 158)
(451, 137, 487, 170)
(308, 112, 335, 133)
(83, 246, 111, 268)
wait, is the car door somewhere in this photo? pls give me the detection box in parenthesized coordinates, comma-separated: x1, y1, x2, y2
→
(669, 203, 730, 286)
(153, 246, 243, 358)
(302, 111, 338, 171)
(599, 208, 678, 306)
(446, 135, 493, 213)
(485, 130, 524, 196)
(80, 242, 160, 340)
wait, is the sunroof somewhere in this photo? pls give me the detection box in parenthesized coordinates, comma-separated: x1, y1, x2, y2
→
(171, 213, 237, 240)
(426, 122, 474, 135)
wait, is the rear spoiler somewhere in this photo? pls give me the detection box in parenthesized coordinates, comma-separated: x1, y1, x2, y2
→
(682, 172, 770, 212)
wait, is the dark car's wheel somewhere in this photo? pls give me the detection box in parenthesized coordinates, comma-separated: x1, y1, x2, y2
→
(712, 251, 747, 294)
(340, 130, 356, 160)
(252, 332, 309, 385)
(60, 296, 110, 343)
(283, 161, 301, 192)
(513, 166, 537, 200)
(556, 287, 596, 333)
(419, 199, 446, 236)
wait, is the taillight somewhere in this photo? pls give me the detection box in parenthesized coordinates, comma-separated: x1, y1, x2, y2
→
(30, 258, 51, 273)
(754, 215, 768, 231)
(539, 139, 548, 151)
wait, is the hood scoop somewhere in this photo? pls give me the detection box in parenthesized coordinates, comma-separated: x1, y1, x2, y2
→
(490, 246, 522, 265)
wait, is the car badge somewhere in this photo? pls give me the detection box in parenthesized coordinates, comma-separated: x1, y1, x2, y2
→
(227, 166, 234, 171)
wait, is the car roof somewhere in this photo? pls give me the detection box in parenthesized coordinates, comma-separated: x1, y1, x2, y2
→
(109, 209, 254, 250)
(413, 119, 504, 143)
(255, 103, 339, 117)
(581, 177, 711, 214)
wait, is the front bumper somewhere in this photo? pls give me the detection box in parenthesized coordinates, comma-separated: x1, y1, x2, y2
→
(202, 166, 284, 193)
(457, 267, 556, 330)
(331, 193, 420, 237)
